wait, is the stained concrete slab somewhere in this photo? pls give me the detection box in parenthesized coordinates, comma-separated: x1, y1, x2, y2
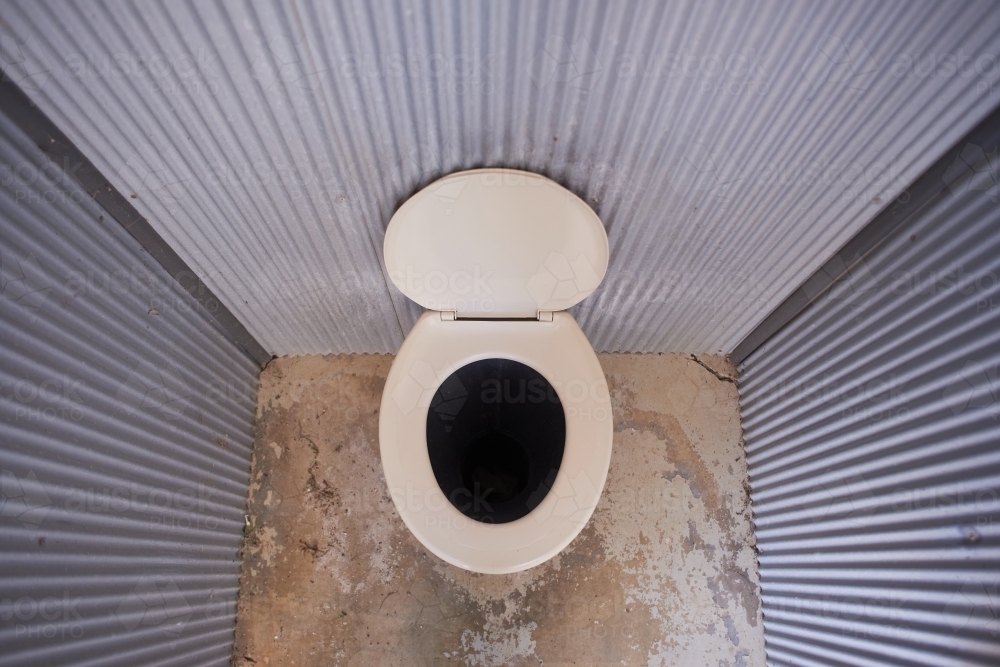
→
(234, 353, 763, 666)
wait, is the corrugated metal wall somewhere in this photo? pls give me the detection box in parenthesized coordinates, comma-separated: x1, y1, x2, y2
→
(0, 101, 258, 664)
(2, 0, 999, 355)
(738, 127, 1000, 661)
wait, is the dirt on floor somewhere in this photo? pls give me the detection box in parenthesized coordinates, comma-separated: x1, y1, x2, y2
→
(233, 353, 763, 667)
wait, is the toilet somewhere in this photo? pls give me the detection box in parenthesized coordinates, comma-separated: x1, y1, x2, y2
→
(378, 168, 614, 574)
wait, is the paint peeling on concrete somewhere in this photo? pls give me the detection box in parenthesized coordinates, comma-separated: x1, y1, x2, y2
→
(233, 353, 763, 666)
(247, 525, 281, 568)
(460, 621, 538, 667)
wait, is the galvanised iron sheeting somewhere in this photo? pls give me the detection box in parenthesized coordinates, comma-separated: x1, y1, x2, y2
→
(0, 107, 258, 665)
(738, 141, 1000, 661)
(2, 1, 1000, 355)
(0, 78, 271, 367)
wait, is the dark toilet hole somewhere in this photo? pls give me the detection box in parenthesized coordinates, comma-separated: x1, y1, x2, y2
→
(426, 358, 565, 524)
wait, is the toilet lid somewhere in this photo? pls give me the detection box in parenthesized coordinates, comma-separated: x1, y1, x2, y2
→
(383, 168, 609, 317)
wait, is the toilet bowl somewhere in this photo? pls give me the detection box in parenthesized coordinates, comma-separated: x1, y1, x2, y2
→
(378, 168, 614, 574)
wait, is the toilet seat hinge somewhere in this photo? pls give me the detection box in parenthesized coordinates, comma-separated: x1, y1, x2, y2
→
(439, 310, 553, 321)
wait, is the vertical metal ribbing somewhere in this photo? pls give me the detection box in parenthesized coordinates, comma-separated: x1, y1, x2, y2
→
(2, 0, 998, 353)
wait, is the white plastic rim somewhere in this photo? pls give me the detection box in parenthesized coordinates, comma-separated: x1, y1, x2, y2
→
(379, 311, 614, 574)
(383, 168, 609, 317)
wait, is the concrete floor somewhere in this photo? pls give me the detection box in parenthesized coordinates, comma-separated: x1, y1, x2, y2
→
(233, 353, 763, 666)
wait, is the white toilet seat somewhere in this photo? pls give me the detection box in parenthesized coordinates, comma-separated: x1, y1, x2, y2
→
(378, 167, 613, 574)
(379, 310, 613, 574)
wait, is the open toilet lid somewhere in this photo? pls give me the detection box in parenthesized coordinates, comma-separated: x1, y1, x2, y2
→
(383, 168, 609, 318)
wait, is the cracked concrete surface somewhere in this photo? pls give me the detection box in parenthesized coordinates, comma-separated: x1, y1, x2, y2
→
(234, 353, 763, 666)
